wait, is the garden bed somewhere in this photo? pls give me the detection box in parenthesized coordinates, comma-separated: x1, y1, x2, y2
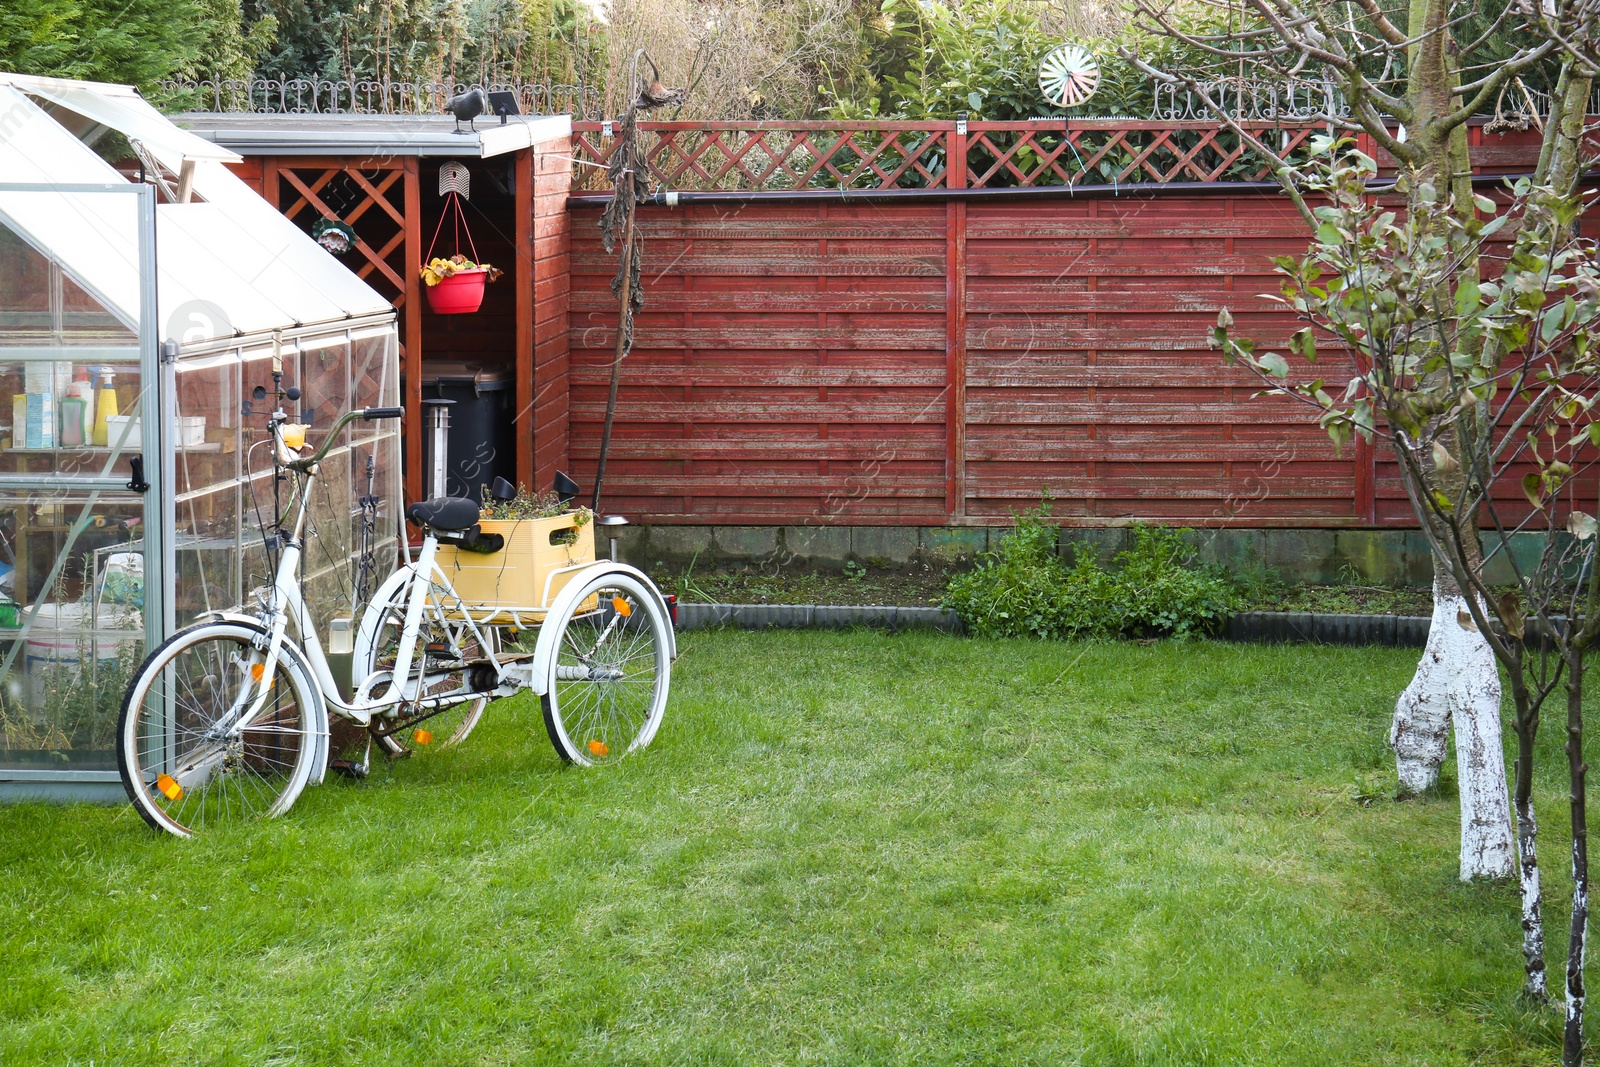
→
(649, 563, 1434, 616)
(648, 564, 952, 608)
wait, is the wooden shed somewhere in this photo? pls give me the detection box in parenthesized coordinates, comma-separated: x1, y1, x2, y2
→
(177, 112, 575, 506)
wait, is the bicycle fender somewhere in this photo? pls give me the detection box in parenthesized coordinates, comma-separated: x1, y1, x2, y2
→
(528, 563, 677, 696)
(351, 565, 418, 680)
(201, 612, 332, 786)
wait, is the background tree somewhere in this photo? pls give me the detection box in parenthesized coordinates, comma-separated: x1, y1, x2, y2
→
(588, 0, 861, 120)
(0, 0, 273, 103)
(819, 0, 1234, 120)
(245, 0, 591, 87)
(0, 0, 206, 96)
(1123, 0, 1597, 890)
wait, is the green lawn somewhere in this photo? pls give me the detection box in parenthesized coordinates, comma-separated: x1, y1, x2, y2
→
(0, 631, 1584, 1065)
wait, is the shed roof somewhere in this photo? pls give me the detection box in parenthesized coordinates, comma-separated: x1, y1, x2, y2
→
(0, 74, 394, 346)
(175, 113, 572, 158)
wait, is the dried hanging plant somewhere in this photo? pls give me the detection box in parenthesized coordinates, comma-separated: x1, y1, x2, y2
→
(592, 50, 685, 511)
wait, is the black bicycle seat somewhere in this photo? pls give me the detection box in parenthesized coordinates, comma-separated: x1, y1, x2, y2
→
(406, 496, 481, 532)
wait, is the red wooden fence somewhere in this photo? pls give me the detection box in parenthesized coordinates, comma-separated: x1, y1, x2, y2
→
(565, 121, 1565, 528)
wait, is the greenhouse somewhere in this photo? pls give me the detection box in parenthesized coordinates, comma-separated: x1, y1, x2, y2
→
(0, 73, 401, 799)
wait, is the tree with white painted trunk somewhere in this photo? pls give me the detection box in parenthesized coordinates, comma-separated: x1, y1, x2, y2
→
(1123, 0, 1600, 1034)
(1392, 575, 1515, 879)
(1213, 157, 1600, 1058)
(1124, 0, 1600, 894)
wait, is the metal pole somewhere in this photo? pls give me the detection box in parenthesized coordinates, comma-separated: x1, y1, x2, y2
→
(423, 398, 454, 499)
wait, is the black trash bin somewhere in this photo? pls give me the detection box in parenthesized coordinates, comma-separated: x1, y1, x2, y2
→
(421, 362, 516, 501)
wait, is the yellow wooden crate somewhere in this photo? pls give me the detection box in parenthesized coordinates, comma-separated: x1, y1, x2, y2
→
(435, 509, 597, 622)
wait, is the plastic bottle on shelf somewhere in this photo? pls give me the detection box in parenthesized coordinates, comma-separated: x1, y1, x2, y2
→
(59, 397, 85, 447)
(91, 369, 118, 447)
(66, 367, 94, 445)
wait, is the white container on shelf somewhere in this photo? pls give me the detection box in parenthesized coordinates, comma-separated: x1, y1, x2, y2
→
(104, 414, 139, 448)
(21, 599, 142, 704)
(105, 414, 205, 447)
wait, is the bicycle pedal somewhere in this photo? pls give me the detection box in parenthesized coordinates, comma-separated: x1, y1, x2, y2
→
(329, 758, 369, 780)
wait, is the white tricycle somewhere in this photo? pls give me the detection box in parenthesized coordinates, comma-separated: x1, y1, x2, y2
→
(116, 404, 675, 837)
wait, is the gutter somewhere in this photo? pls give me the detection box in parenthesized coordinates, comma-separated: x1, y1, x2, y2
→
(568, 180, 1284, 207)
(568, 170, 1599, 208)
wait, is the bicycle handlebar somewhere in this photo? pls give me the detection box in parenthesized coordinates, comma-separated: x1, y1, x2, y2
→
(281, 406, 403, 472)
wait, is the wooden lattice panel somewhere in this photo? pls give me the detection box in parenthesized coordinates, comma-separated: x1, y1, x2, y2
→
(965, 124, 1319, 187)
(571, 120, 1323, 193)
(574, 122, 955, 192)
(269, 162, 411, 304)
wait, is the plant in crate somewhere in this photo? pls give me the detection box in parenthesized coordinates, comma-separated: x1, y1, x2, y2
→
(434, 483, 596, 617)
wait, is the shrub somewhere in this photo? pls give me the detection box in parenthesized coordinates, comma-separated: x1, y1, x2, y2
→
(1107, 525, 1239, 637)
(942, 505, 1238, 640)
(942, 501, 1078, 639)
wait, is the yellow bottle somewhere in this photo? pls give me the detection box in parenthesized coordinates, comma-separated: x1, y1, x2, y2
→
(91, 369, 118, 447)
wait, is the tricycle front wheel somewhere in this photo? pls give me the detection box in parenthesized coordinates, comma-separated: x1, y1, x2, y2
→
(118, 621, 321, 837)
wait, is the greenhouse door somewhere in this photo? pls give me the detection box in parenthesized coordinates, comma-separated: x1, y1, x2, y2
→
(0, 183, 170, 801)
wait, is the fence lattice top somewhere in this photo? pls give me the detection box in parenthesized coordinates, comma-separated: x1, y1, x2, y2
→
(570, 119, 1324, 193)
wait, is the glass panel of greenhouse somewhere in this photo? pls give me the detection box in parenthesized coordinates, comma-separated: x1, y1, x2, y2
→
(0, 75, 400, 800)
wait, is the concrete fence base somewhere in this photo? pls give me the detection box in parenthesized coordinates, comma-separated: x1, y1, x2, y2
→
(621, 524, 1548, 587)
(676, 602, 964, 633)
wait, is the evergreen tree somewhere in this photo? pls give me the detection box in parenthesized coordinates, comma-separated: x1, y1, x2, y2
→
(246, 0, 588, 86)
(0, 0, 273, 97)
(0, 0, 205, 92)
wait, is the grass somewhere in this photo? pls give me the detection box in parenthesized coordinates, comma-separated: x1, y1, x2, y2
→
(0, 630, 1586, 1065)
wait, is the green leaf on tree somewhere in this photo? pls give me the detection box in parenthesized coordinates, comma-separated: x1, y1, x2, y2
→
(1289, 328, 1317, 362)
(1256, 352, 1289, 378)
(1523, 472, 1546, 509)
(1542, 308, 1565, 343)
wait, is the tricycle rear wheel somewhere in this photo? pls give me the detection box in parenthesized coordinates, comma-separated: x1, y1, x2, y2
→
(357, 573, 497, 757)
(540, 572, 670, 765)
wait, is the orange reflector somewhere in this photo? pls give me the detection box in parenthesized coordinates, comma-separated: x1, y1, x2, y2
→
(413, 729, 433, 746)
(587, 739, 609, 758)
(250, 662, 264, 681)
(155, 773, 183, 801)
(612, 597, 632, 617)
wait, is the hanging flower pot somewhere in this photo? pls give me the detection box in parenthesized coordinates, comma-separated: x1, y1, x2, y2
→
(418, 186, 503, 315)
(423, 260, 492, 314)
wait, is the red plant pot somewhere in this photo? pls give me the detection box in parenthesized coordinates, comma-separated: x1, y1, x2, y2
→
(425, 268, 488, 314)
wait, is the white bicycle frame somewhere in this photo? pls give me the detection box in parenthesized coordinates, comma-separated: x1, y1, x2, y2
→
(217, 408, 677, 744)
(225, 412, 506, 735)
